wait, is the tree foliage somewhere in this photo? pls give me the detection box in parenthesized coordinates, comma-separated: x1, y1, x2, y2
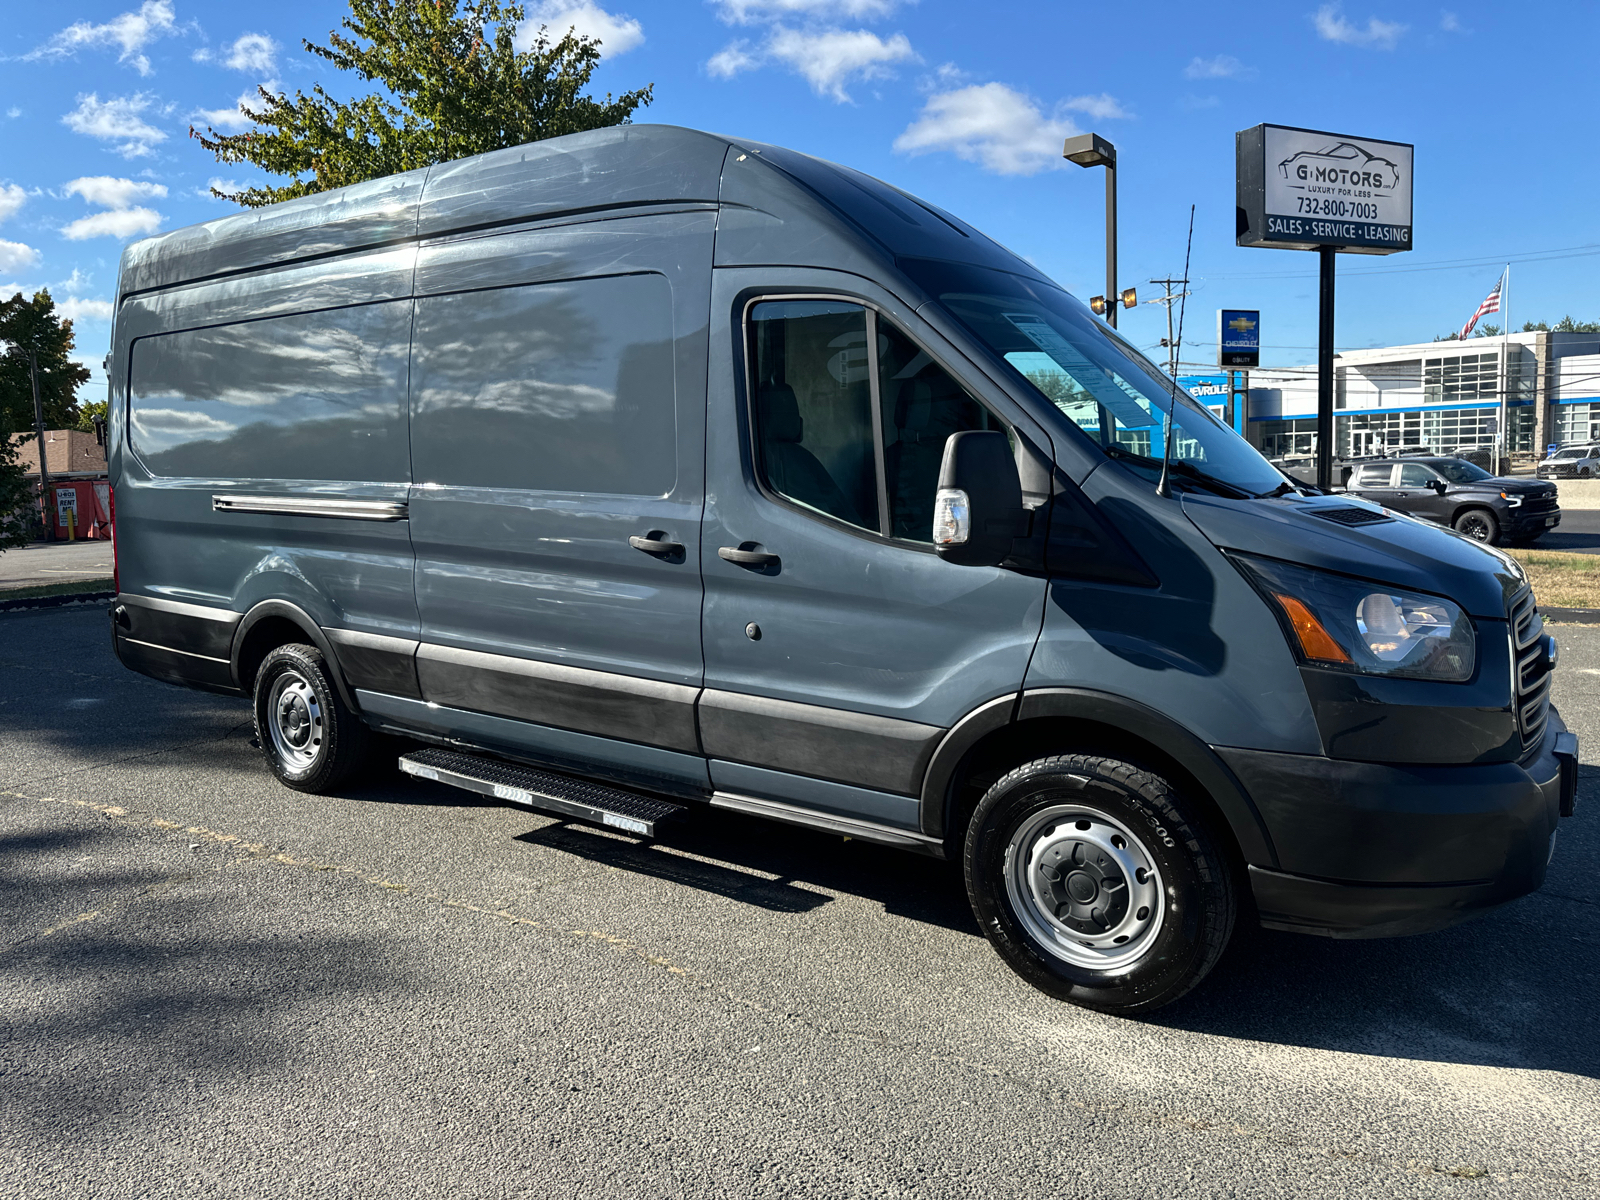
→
(191, 0, 653, 207)
(0, 291, 89, 550)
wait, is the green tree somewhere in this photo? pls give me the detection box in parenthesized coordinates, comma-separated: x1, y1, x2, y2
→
(0, 290, 90, 435)
(75, 400, 108, 433)
(0, 291, 90, 550)
(0, 411, 37, 551)
(191, 0, 653, 207)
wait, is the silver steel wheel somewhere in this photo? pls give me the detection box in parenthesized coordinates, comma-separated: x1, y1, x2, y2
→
(1003, 804, 1165, 971)
(267, 670, 325, 773)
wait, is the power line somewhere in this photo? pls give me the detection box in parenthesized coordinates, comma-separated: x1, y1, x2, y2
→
(1200, 242, 1600, 282)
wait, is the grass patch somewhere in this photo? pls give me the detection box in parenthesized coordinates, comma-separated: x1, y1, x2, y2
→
(0, 577, 115, 602)
(1505, 550, 1600, 611)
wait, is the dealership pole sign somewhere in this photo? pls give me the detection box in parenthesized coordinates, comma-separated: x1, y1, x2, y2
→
(1236, 124, 1413, 255)
(1237, 122, 1414, 490)
(1218, 310, 1260, 368)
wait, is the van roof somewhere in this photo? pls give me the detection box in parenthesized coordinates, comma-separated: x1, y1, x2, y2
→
(117, 123, 1053, 302)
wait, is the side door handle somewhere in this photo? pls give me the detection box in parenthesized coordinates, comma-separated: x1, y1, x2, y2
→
(629, 532, 685, 559)
(718, 545, 780, 569)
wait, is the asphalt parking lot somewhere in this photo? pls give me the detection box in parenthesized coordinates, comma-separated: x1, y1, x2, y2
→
(2, 605, 1597, 1199)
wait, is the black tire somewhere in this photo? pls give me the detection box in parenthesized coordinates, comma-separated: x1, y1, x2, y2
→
(252, 643, 372, 793)
(1453, 508, 1499, 544)
(963, 755, 1235, 1015)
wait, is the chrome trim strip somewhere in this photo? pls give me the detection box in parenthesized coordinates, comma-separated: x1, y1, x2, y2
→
(119, 636, 231, 664)
(709, 790, 944, 854)
(116, 593, 241, 623)
(212, 494, 408, 521)
(417, 643, 698, 706)
(324, 628, 420, 655)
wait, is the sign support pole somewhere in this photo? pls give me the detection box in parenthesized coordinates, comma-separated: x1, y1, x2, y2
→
(1316, 246, 1336, 490)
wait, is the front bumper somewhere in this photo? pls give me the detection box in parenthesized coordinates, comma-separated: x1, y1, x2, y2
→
(1218, 706, 1577, 938)
(1506, 508, 1561, 536)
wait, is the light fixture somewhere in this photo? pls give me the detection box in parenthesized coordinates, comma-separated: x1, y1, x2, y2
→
(1063, 133, 1120, 327)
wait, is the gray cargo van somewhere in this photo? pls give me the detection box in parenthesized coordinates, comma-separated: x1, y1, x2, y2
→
(106, 125, 1579, 1013)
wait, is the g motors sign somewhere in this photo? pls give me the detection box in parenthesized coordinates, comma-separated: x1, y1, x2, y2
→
(1236, 124, 1413, 255)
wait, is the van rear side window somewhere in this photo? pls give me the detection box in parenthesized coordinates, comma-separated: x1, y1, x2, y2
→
(128, 301, 413, 481)
(410, 273, 677, 496)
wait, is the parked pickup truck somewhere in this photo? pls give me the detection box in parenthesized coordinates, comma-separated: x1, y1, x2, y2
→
(1344, 456, 1561, 545)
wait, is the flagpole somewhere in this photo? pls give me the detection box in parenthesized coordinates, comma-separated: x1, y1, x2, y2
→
(1501, 263, 1510, 472)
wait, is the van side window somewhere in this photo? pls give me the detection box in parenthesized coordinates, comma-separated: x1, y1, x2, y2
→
(748, 300, 1003, 542)
(1355, 464, 1394, 488)
(748, 301, 879, 531)
(876, 319, 1002, 541)
(411, 273, 676, 496)
(128, 301, 413, 481)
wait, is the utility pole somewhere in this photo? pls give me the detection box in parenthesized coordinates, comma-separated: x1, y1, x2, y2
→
(29, 350, 54, 542)
(1148, 276, 1191, 378)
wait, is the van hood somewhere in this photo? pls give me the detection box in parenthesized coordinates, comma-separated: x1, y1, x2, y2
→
(1179, 492, 1524, 620)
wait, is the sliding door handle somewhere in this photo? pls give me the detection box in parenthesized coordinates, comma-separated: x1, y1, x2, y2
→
(718, 545, 780, 569)
(629, 533, 685, 559)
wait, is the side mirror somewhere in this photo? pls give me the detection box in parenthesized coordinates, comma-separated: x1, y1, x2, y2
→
(1430, 479, 1447, 493)
(933, 430, 1025, 567)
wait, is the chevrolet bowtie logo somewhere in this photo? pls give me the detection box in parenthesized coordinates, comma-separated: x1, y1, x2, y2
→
(1227, 315, 1257, 334)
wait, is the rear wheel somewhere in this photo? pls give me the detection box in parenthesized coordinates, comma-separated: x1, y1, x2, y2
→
(963, 754, 1236, 1015)
(1454, 508, 1499, 544)
(253, 643, 372, 793)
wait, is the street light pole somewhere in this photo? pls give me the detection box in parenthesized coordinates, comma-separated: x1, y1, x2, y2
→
(1063, 133, 1123, 328)
(29, 350, 54, 542)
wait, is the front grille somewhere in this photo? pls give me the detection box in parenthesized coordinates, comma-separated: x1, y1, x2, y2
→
(1509, 587, 1550, 751)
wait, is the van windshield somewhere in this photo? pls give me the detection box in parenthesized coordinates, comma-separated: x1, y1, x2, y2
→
(902, 258, 1287, 498)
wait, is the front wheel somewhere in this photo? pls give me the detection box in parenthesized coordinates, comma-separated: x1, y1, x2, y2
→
(964, 755, 1236, 1015)
(253, 643, 372, 793)
(1454, 508, 1499, 544)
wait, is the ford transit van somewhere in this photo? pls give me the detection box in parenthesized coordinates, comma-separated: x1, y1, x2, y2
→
(106, 125, 1578, 1013)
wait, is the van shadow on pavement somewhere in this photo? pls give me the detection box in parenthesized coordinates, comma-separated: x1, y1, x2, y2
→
(1150, 763, 1600, 1079)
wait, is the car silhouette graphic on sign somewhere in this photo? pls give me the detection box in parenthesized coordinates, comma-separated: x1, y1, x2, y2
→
(1278, 142, 1402, 191)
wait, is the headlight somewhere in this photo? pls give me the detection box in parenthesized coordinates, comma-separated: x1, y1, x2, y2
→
(1233, 555, 1476, 682)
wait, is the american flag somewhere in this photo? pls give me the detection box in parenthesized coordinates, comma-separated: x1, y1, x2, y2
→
(1458, 273, 1504, 340)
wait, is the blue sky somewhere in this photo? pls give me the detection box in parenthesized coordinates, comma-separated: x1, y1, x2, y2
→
(2, 0, 1597, 396)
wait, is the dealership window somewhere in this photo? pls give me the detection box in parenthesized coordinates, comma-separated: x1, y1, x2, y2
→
(1423, 353, 1499, 404)
(1255, 418, 1320, 458)
(1556, 402, 1600, 445)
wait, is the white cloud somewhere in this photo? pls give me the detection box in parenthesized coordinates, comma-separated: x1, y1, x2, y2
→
(1062, 93, 1130, 121)
(5, 108, 20, 119)
(1439, 11, 1465, 32)
(707, 40, 760, 79)
(26, 0, 178, 76)
(1183, 54, 1256, 80)
(766, 27, 915, 101)
(222, 32, 278, 74)
(59, 297, 116, 323)
(0, 185, 26, 223)
(62, 93, 168, 158)
(65, 176, 168, 209)
(1312, 4, 1407, 49)
(518, 2, 644, 55)
(62, 207, 164, 240)
(0, 241, 42, 274)
(894, 82, 1077, 176)
(712, 0, 902, 23)
(192, 92, 263, 132)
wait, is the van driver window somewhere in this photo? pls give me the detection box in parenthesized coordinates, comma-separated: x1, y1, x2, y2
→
(749, 301, 1002, 541)
(875, 318, 1001, 541)
(748, 301, 880, 532)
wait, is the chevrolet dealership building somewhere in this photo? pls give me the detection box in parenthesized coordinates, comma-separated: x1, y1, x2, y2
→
(1185, 331, 1600, 461)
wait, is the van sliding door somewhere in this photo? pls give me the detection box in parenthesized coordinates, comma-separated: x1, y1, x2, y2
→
(396, 213, 714, 794)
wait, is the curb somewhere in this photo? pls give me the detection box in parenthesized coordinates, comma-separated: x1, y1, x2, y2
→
(1542, 606, 1600, 625)
(0, 590, 116, 614)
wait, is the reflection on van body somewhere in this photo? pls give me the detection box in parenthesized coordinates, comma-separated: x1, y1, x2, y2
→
(105, 125, 1578, 1016)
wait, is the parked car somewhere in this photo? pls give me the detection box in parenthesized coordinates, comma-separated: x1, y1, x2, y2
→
(1538, 444, 1600, 480)
(104, 124, 1578, 1016)
(1344, 456, 1560, 544)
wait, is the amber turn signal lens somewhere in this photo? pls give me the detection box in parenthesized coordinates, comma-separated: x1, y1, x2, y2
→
(1273, 593, 1352, 664)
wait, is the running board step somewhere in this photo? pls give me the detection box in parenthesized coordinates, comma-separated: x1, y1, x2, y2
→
(398, 748, 685, 837)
